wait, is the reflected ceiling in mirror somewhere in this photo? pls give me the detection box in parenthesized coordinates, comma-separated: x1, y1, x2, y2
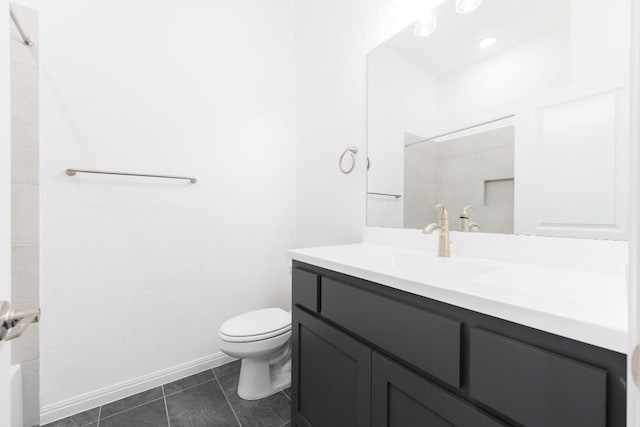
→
(367, 0, 630, 240)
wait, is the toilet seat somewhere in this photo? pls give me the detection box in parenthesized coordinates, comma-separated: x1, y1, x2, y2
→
(219, 308, 291, 343)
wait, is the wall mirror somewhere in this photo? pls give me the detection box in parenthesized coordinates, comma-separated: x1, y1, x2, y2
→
(367, 0, 630, 240)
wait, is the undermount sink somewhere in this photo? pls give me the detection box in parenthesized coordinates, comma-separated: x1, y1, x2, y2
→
(343, 248, 501, 282)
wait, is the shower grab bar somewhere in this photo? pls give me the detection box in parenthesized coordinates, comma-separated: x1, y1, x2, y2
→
(367, 192, 402, 199)
(10, 8, 34, 46)
(65, 168, 198, 184)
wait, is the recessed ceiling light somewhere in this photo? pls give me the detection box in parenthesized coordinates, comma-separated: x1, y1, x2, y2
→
(456, 0, 482, 14)
(479, 37, 496, 48)
(413, 12, 437, 37)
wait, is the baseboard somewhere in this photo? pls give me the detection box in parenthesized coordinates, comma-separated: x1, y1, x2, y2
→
(39, 352, 236, 425)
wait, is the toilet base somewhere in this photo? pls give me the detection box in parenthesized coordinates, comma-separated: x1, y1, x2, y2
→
(237, 346, 291, 400)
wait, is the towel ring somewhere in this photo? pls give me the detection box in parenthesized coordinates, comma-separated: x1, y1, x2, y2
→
(339, 147, 358, 174)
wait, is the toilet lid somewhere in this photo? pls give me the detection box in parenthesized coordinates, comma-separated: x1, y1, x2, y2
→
(219, 308, 291, 339)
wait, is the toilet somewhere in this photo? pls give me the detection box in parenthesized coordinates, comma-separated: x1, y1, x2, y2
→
(218, 308, 292, 400)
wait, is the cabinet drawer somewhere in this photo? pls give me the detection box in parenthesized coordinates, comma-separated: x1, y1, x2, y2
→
(292, 268, 320, 312)
(469, 328, 607, 427)
(373, 352, 507, 427)
(321, 277, 462, 388)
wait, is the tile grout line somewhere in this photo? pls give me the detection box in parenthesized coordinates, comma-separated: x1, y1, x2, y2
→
(83, 376, 219, 424)
(97, 396, 165, 423)
(281, 390, 292, 426)
(162, 385, 172, 427)
(91, 377, 217, 425)
(163, 376, 218, 398)
(212, 368, 243, 427)
(48, 368, 247, 427)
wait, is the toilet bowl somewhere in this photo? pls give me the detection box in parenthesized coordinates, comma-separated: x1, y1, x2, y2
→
(218, 308, 291, 400)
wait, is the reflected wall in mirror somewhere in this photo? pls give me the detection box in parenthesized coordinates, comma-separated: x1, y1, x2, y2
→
(367, 0, 630, 240)
(404, 118, 514, 234)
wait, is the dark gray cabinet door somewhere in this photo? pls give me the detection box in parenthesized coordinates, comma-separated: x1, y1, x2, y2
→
(372, 352, 507, 427)
(469, 327, 607, 427)
(291, 307, 371, 427)
(321, 277, 463, 388)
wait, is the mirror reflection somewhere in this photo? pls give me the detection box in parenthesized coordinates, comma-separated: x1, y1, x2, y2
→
(404, 118, 514, 233)
(367, 0, 629, 240)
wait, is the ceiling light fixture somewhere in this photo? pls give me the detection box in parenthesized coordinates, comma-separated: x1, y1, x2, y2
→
(455, 0, 482, 14)
(479, 37, 496, 48)
(413, 11, 437, 37)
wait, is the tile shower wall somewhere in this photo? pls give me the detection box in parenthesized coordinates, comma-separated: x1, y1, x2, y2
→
(404, 126, 514, 233)
(10, 4, 39, 427)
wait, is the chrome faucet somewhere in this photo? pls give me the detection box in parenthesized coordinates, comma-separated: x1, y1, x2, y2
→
(459, 206, 481, 232)
(423, 204, 451, 257)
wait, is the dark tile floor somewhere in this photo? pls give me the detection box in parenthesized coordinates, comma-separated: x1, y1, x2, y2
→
(42, 360, 291, 427)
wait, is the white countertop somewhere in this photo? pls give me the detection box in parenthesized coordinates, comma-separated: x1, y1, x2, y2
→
(289, 243, 628, 353)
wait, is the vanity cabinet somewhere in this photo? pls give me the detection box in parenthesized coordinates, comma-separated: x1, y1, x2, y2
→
(291, 261, 627, 427)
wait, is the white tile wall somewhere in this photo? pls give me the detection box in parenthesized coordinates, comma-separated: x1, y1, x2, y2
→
(10, 62, 37, 89)
(11, 145, 38, 184)
(10, 36, 38, 68)
(404, 143, 438, 228)
(11, 123, 38, 148)
(11, 85, 38, 126)
(11, 318, 39, 364)
(404, 125, 515, 233)
(11, 244, 39, 305)
(10, 4, 39, 427)
(11, 184, 39, 243)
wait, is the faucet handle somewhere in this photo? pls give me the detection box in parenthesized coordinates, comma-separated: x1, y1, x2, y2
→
(469, 222, 482, 232)
(460, 206, 472, 218)
(435, 204, 448, 220)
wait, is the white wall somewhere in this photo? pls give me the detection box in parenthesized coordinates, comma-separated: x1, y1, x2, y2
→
(436, 0, 631, 134)
(571, 0, 630, 87)
(14, 0, 296, 421)
(512, 0, 630, 240)
(295, 0, 445, 247)
(437, 25, 571, 134)
(368, 44, 438, 195)
(296, 0, 385, 247)
(367, 45, 438, 227)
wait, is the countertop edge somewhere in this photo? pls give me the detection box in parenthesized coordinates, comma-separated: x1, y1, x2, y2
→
(289, 250, 627, 354)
